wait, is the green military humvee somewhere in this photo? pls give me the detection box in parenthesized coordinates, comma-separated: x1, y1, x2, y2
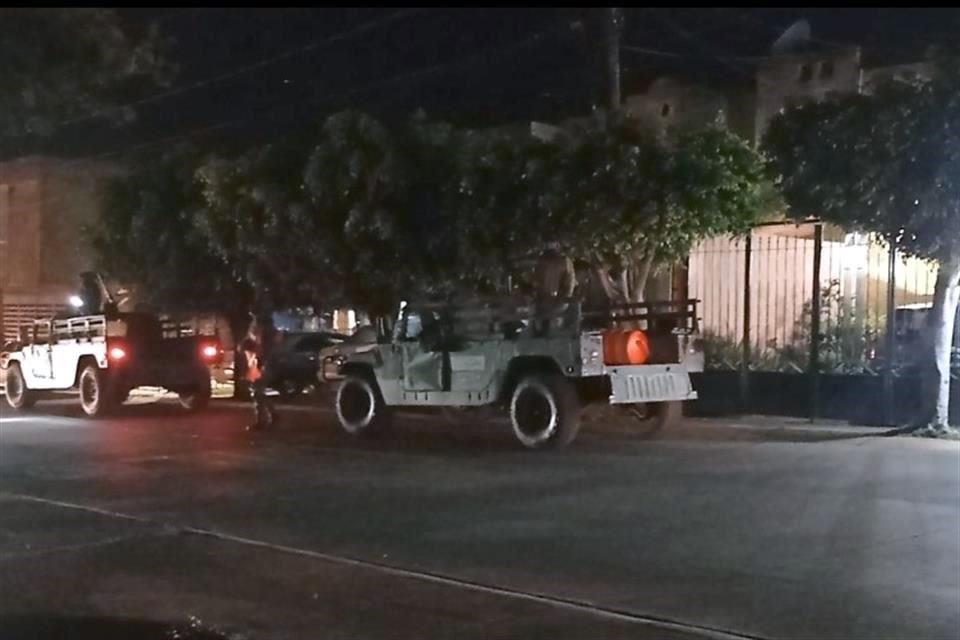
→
(323, 297, 703, 450)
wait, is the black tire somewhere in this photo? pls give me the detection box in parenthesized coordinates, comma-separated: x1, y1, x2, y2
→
(335, 373, 391, 437)
(509, 373, 580, 449)
(178, 379, 211, 411)
(79, 364, 113, 417)
(4, 363, 36, 410)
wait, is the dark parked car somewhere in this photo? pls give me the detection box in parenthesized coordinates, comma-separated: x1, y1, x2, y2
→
(268, 332, 347, 398)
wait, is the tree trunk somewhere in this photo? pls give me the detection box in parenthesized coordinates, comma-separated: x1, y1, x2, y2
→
(928, 254, 960, 427)
(629, 252, 657, 303)
(593, 260, 621, 302)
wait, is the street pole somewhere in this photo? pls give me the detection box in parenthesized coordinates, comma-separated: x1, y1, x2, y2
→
(810, 223, 823, 422)
(741, 233, 752, 412)
(604, 7, 622, 109)
(884, 240, 897, 425)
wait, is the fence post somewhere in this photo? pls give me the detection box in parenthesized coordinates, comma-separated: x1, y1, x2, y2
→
(809, 223, 823, 422)
(884, 240, 897, 425)
(740, 233, 752, 412)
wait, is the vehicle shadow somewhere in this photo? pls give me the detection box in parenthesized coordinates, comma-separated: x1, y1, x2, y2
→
(3, 398, 882, 452)
(4, 399, 238, 422)
(0, 614, 229, 640)
(223, 402, 887, 452)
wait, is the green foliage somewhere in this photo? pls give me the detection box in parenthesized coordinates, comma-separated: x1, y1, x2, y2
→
(302, 111, 413, 313)
(90, 145, 249, 312)
(0, 9, 175, 138)
(764, 61, 960, 264)
(196, 135, 315, 311)
(772, 281, 884, 374)
(456, 111, 774, 302)
(764, 58, 960, 425)
(107, 108, 771, 317)
(704, 282, 885, 374)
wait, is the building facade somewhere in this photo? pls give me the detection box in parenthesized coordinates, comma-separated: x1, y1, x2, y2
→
(0, 157, 118, 342)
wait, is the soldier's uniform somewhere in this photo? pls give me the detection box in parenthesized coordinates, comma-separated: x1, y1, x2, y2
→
(241, 315, 279, 431)
(533, 246, 577, 336)
(534, 247, 577, 300)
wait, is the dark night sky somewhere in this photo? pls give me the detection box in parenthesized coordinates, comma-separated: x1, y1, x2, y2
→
(21, 7, 960, 160)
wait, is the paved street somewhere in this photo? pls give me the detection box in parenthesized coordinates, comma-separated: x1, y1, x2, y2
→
(1, 398, 958, 640)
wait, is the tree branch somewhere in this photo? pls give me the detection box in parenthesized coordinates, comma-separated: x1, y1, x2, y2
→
(631, 250, 657, 303)
(594, 266, 620, 301)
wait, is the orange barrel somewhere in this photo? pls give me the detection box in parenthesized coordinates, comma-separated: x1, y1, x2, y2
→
(602, 329, 624, 364)
(621, 329, 650, 364)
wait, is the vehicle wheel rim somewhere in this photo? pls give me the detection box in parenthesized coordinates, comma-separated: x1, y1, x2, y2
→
(512, 383, 557, 446)
(339, 381, 374, 429)
(81, 372, 98, 410)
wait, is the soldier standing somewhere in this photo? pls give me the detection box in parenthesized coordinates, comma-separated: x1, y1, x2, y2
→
(534, 242, 577, 300)
(240, 312, 279, 431)
(533, 242, 577, 335)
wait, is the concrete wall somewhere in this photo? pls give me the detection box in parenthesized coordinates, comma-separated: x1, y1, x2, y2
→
(0, 161, 45, 292)
(0, 157, 118, 340)
(624, 78, 728, 132)
(753, 47, 861, 143)
(860, 61, 933, 95)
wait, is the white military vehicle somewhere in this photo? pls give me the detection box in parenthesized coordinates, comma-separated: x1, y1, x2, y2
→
(3, 311, 221, 416)
(324, 297, 704, 449)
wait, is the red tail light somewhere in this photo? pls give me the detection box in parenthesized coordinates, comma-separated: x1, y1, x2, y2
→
(200, 342, 222, 363)
(108, 346, 127, 361)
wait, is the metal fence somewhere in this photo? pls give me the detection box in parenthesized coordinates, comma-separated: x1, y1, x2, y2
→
(688, 221, 957, 419)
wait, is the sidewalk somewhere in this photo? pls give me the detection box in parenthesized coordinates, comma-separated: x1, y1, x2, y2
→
(685, 414, 886, 437)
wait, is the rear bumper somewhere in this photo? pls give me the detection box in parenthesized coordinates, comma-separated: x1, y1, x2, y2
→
(605, 364, 697, 404)
(111, 364, 210, 390)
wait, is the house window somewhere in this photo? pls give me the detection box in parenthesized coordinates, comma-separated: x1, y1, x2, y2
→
(661, 103, 672, 117)
(820, 60, 835, 80)
(799, 64, 813, 83)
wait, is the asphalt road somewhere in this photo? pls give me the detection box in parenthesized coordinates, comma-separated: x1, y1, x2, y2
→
(1, 398, 958, 640)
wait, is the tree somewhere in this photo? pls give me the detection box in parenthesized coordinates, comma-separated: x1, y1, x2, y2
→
(764, 61, 960, 429)
(302, 111, 416, 315)
(196, 109, 772, 319)
(91, 145, 253, 397)
(197, 111, 477, 317)
(0, 9, 174, 139)
(198, 111, 418, 316)
(92, 145, 249, 312)
(197, 136, 317, 312)
(456, 112, 775, 303)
